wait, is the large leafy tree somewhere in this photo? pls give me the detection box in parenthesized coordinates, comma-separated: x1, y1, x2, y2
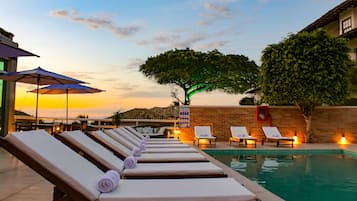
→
(140, 48, 259, 105)
(260, 30, 352, 142)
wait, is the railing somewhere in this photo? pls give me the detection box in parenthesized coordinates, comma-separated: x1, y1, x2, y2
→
(14, 115, 179, 132)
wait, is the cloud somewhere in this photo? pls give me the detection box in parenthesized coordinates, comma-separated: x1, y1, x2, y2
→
(126, 58, 146, 71)
(198, 1, 233, 26)
(138, 31, 207, 50)
(61, 71, 96, 82)
(194, 40, 227, 50)
(203, 2, 231, 16)
(50, 9, 140, 38)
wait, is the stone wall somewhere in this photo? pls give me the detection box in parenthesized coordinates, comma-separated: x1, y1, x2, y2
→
(179, 106, 357, 144)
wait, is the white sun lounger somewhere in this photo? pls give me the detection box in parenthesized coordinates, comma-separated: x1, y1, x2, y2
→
(114, 127, 189, 147)
(106, 129, 193, 152)
(262, 126, 294, 148)
(124, 126, 181, 142)
(90, 130, 208, 162)
(229, 126, 257, 147)
(57, 130, 226, 178)
(194, 126, 216, 145)
(0, 130, 256, 201)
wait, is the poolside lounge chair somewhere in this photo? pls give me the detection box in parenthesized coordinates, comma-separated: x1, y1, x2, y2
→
(57, 130, 226, 178)
(116, 127, 185, 147)
(124, 126, 181, 143)
(104, 129, 196, 153)
(125, 126, 180, 140)
(90, 130, 209, 162)
(229, 126, 257, 147)
(0, 130, 256, 201)
(194, 126, 216, 145)
(262, 126, 294, 148)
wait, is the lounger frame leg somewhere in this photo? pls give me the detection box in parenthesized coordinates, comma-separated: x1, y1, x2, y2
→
(53, 187, 73, 201)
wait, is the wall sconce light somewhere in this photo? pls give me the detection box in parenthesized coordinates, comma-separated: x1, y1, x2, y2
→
(293, 129, 298, 143)
(340, 128, 347, 144)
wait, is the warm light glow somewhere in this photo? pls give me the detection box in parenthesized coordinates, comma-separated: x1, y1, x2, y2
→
(246, 139, 255, 145)
(293, 136, 298, 144)
(198, 139, 210, 144)
(339, 136, 348, 144)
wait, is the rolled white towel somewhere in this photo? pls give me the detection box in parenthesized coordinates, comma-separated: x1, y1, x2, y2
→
(141, 138, 147, 144)
(139, 142, 146, 151)
(132, 147, 141, 157)
(97, 170, 120, 193)
(123, 156, 137, 169)
(144, 135, 150, 140)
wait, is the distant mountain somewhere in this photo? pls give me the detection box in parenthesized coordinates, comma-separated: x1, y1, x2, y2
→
(108, 105, 179, 119)
(15, 110, 31, 116)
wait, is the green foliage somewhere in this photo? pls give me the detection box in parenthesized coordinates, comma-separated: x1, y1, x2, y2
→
(140, 48, 259, 105)
(350, 62, 357, 96)
(112, 111, 121, 127)
(260, 30, 352, 117)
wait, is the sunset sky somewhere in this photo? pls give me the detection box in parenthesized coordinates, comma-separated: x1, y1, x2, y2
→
(0, 0, 344, 119)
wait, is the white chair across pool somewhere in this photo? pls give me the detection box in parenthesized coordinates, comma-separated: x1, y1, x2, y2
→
(262, 126, 294, 148)
(194, 126, 217, 145)
(229, 126, 257, 147)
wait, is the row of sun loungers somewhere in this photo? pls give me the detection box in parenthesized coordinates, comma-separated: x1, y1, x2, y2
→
(0, 126, 257, 201)
(195, 126, 294, 148)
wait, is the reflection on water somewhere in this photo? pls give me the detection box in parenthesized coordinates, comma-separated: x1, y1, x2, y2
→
(212, 153, 357, 201)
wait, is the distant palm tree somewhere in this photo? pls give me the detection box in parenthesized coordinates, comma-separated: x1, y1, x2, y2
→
(112, 111, 121, 127)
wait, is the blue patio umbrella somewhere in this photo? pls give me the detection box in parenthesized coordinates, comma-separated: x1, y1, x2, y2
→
(0, 42, 39, 58)
(0, 67, 85, 123)
(29, 84, 104, 124)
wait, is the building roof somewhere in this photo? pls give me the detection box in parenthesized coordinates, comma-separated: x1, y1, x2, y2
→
(301, 0, 357, 32)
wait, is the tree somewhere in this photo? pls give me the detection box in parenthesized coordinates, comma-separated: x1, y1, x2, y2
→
(112, 111, 121, 128)
(260, 30, 352, 142)
(140, 48, 259, 105)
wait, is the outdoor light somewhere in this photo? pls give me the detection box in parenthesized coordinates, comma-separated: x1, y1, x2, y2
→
(173, 129, 180, 139)
(293, 129, 298, 143)
(55, 125, 61, 133)
(340, 132, 347, 144)
(339, 129, 348, 144)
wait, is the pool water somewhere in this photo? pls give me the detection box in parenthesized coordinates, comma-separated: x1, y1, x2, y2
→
(208, 151, 357, 201)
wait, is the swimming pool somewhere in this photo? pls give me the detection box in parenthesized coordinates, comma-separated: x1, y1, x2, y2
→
(206, 149, 357, 201)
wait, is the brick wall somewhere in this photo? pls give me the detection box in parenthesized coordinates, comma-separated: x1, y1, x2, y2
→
(179, 106, 357, 144)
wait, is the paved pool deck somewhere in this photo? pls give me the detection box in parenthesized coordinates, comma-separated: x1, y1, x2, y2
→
(1, 141, 356, 201)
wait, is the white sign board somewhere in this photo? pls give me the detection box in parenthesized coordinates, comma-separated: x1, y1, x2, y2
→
(179, 106, 190, 128)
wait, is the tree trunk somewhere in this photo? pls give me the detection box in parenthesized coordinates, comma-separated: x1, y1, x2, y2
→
(304, 115, 313, 143)
(184, 89, 190, 105)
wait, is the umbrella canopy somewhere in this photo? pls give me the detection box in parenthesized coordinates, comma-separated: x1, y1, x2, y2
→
(0, 67, 84, 85)
(29, 84, 104, 124)
(29, 84, 103, 94)
(0, 42, 39, 58)
(0, 67, 85, 123)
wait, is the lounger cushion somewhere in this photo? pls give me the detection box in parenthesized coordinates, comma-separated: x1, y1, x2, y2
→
(100, 178, 256, 201)
(62, 130, 124, 172)
(122, 162, 223, 177)
(137, 153, 207, 162)
(6, 130, 101, 200)
(141, 147, 197, 153)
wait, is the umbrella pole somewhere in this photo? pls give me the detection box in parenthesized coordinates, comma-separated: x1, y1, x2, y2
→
(66, 89, 68, 126)
(35, 76, 40, 126)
